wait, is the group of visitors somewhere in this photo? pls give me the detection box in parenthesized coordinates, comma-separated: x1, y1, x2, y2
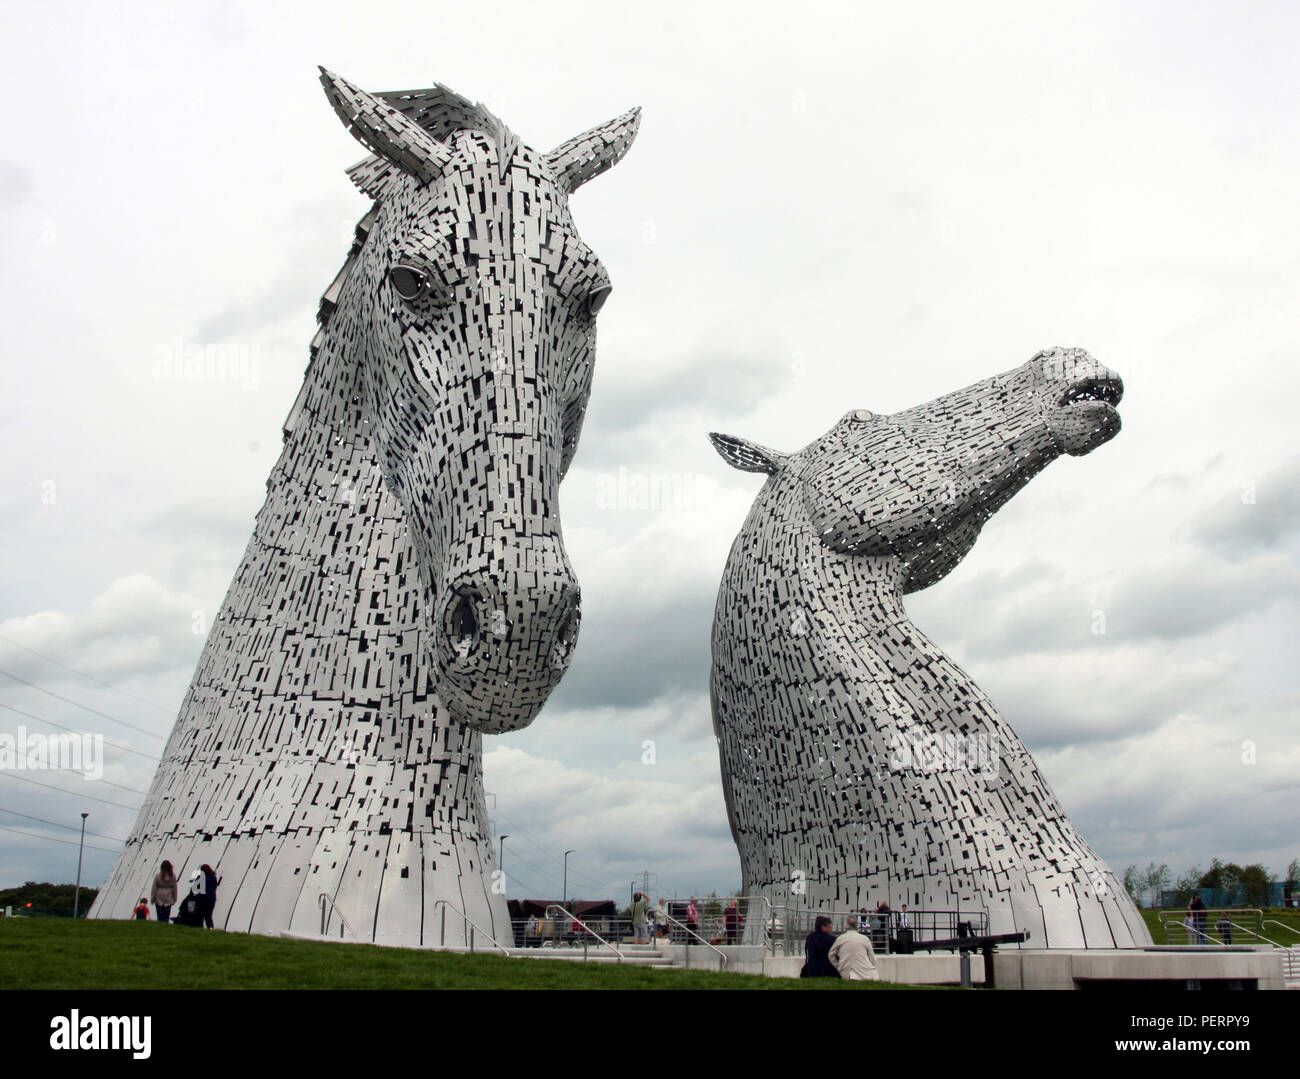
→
(628, 895, 746, 944)
(1186, 893, 1235, 945)
(630, 893, 677, 942)
(131, 860, 221, 929)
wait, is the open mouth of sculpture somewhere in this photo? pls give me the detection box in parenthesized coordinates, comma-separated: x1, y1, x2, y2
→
(1059, 377, 1123, 410)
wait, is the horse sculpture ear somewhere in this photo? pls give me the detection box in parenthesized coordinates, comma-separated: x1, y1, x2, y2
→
(708, 432, 789, 475)
(319, 67, 454, 186)
(546, 107, 641, 194)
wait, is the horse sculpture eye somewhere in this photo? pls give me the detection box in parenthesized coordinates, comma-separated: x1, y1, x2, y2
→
(587, 286, 612, 316)
(389, 265, 427, 301)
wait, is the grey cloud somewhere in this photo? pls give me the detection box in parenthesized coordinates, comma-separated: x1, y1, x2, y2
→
(1190, 454, 1300, 558)
(581, 352, 795, 450)
(977, 650, 1233, 749)
(1120, 554, 1300, 640)
(546, 591, 715, 711)
(911, 550, 1298, 663)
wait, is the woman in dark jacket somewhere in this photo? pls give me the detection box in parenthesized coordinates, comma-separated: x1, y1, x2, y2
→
(803, 916, 837, 977)
(200, 864, 222, 930)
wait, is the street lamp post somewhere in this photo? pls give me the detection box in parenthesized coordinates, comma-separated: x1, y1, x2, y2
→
(499, 835, 509, 881)
(563, 850, 575, 907)
(73, 812, 88, 919)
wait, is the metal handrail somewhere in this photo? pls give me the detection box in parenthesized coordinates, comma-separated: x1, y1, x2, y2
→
(1157, 910, 1283, 948)
(761, 902, 988, 958)
(318, 892, 358, 941)
(654, 907, 728, 968)
(432, 899, 512, 955)
(730, 894, 777, 955)
(545, 904, 625, 960)
(1263, 919, 1300, 940)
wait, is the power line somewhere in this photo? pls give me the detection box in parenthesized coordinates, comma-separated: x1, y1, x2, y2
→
(0, 741, 150, 797)
(0, 702, 161, 762)
(498, 843, 564, 895)
(0, 770, 142, 812)
(0, 805, 128, 844)
(0, 824, 121, 855)
(0, 668, 167, 741)
(0, 634, 176, 714)
(492, 807, 607, 890)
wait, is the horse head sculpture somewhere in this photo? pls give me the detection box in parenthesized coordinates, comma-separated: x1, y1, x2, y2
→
(320, 70, 639, 733)
(709, 348, 1151, 948)
(89, 72, 638, 945)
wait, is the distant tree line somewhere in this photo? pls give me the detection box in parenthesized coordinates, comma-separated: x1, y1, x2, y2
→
(0, 881, 99, 916)
(1122, 858, 1299, 908)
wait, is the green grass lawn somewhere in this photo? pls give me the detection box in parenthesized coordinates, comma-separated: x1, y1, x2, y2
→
(0, 919, 935, 990)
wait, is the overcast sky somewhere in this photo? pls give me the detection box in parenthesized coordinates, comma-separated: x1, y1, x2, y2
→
(1, 0, 1297, 904)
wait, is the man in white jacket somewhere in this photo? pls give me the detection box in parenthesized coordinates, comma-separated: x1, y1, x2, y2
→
(828, 917, 880, 981)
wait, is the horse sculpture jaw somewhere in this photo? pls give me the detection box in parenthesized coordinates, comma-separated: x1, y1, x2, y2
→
(1031, 346, 1124, 457)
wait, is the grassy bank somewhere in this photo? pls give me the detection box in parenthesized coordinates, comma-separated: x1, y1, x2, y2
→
(0, 919, 934, 990)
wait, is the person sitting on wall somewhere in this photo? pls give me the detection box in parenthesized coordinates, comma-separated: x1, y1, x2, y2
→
(801, 916, 837, 977)
(829, 916, 880, 981)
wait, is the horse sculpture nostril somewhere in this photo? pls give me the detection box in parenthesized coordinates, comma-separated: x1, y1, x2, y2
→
(445, 591, 481, 654)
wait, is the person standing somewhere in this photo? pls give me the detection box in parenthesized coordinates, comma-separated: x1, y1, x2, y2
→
(873, 900, 891, 950)
(723, 898, 744, 944)
(802, 916, 837, 977)
(150, 860, 178, 924)
(829, 917, 880, 981)
(1189, 893, 1208, 945)
(200, 863, 222, 930)
(652, 897, 669, 939)
(685, 897, 700, 944)
(631, 892, 649, 943)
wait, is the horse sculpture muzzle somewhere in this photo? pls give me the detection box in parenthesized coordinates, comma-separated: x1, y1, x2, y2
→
(436, 543, 582, 734)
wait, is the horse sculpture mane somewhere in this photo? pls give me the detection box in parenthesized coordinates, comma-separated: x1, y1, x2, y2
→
(90, 71, 638, 945)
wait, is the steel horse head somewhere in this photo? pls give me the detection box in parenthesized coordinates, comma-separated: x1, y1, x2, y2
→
(320, 70, 640, 732)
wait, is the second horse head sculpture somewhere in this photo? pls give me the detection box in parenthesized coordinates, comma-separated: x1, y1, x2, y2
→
(709, 348, 1152, 948)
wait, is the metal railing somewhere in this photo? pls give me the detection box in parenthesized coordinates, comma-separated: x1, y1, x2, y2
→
(1157, 908, 1264, 946)
(642, 896, 989, 957)
(653, 906, 728, 968)
(432, 898, 512, 955)
(318, 892, 357, 941)
(756, 902, 989, 959)
(543, 904, 625, 960)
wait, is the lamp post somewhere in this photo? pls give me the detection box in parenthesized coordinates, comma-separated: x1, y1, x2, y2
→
(72, 812, 88, 919)
(499, 834, 509, 881)
(563, 850, 575, 907)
